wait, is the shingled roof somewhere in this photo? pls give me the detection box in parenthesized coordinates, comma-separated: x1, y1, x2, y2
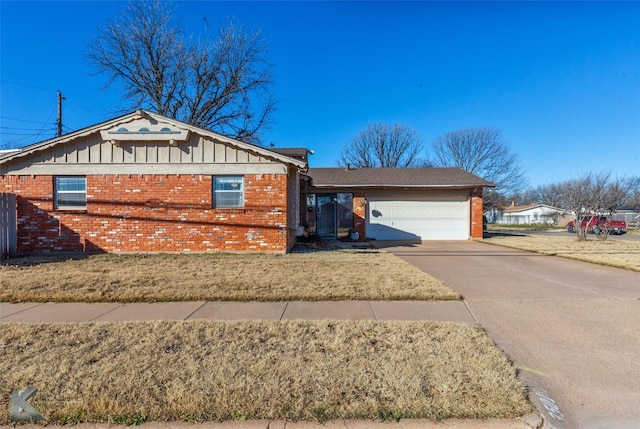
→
(308, 167, 495, 188)
(269, 148, 310, 163)
(501, 203, 563, 213)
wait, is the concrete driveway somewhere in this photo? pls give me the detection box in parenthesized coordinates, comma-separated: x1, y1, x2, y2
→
(378, 240, 640, 429)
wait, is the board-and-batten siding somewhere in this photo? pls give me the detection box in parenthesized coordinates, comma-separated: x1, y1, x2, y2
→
(41, 133, 267, 164)
(1, 133, 287, 175)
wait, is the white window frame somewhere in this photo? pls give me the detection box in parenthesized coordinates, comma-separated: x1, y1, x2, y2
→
(213, 176, 244, 208)
(55, 176, 87, 210)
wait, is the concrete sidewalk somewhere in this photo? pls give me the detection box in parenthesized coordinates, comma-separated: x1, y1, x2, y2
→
(0, 300, 476, 324)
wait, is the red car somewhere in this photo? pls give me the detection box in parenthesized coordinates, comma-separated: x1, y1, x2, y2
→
(566, 215, 627, 235)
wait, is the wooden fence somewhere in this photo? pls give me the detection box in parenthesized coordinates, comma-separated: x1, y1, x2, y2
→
(0, 193, 17, 260)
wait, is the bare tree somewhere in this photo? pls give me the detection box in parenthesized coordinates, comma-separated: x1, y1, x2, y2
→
(428, 127, 527, 196)
(85, 0, 275, 144)
(338, 123, 423, 168)
(552, 172, 629, 240)
(561, 175, 596, 240)
(525, 182, 565, 208)
(427, 127, 528, 214)
(622, 176, 640, 210)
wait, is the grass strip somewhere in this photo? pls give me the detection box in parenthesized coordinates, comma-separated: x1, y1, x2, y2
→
(482, 234, 640, 272)
(0, 320, 532, 424)
(0, 250, 458, 303)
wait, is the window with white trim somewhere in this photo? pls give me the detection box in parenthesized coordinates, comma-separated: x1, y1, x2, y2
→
(55, 176, 87, 210)
(213, 176, 244, 208)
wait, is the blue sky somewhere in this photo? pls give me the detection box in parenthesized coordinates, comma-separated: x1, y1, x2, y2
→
(1, 1, 638, 188)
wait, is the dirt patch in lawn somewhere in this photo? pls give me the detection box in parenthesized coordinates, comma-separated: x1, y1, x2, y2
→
(483, 234, 640, 271)
(0, 320, 533, 423)
(0, 250, 458, 303)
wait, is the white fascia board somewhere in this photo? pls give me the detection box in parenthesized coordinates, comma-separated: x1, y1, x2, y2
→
(1, 162, 289, 176)
(311, 184, 486, 189)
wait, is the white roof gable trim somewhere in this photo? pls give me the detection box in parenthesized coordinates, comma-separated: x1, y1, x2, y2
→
(100, 117, 189, 145)
(0, 110, 306, 169)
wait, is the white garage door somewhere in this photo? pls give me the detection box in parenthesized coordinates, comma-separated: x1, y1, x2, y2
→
(367, 198, 469, 240)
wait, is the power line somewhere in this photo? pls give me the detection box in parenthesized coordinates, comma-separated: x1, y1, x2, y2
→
(29, 106, 57, 144)
(1, 88, 115, 145)
(0, 85, 67, 145)
(0, 79, 58, 93)
(0, 116, 51, 124)
(0, 131, 53, 145)
(3, 78, 110, 124)
(3, 79, 109, 117)
(65, 98, 104, 116)
(1, 130, 56, 136)
(1, 126, 55, 131)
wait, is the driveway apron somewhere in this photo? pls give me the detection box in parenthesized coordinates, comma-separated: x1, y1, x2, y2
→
(380, 240, 640, 429)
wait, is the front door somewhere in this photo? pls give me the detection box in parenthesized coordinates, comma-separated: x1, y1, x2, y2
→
(316, 194, 336, 238)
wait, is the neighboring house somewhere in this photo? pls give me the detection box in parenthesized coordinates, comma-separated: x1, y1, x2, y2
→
(0, 110, 306, 254)
(497, 203, 566, 226)
(305, 167, 493, 241)
(0, 111, 494, 255)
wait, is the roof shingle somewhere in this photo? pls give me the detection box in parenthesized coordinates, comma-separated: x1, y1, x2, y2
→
(307, 167, 494, 188)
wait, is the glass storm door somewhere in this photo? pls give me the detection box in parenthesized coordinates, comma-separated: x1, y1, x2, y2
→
(316, 194, 336, 238)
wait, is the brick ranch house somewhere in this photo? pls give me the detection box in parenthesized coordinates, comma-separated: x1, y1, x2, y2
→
(0, 110, 493, 255)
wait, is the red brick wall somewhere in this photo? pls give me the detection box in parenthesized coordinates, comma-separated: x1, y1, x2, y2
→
(352, 193, 366, 240)
(470, 191, 484, 239)
(285, 170, 299, 250)
(0, 174, 292, 253)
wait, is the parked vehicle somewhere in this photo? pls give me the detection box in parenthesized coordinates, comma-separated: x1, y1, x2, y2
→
(566, 216, 627, 235)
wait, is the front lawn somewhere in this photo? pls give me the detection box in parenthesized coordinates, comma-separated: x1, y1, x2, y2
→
(0, 250, 458, 302)
(483, 233, 640, 271)
(0, 320, 533, 424)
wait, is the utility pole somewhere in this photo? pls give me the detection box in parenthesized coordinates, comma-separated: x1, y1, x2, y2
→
(56, 91, 65, 137)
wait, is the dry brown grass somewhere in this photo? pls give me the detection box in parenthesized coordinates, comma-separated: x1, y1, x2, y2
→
(0, 320, 533, 423)
(483, 233, 640, 271)
(627, 228, 640, 236)
(0, 251, 458, 303)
